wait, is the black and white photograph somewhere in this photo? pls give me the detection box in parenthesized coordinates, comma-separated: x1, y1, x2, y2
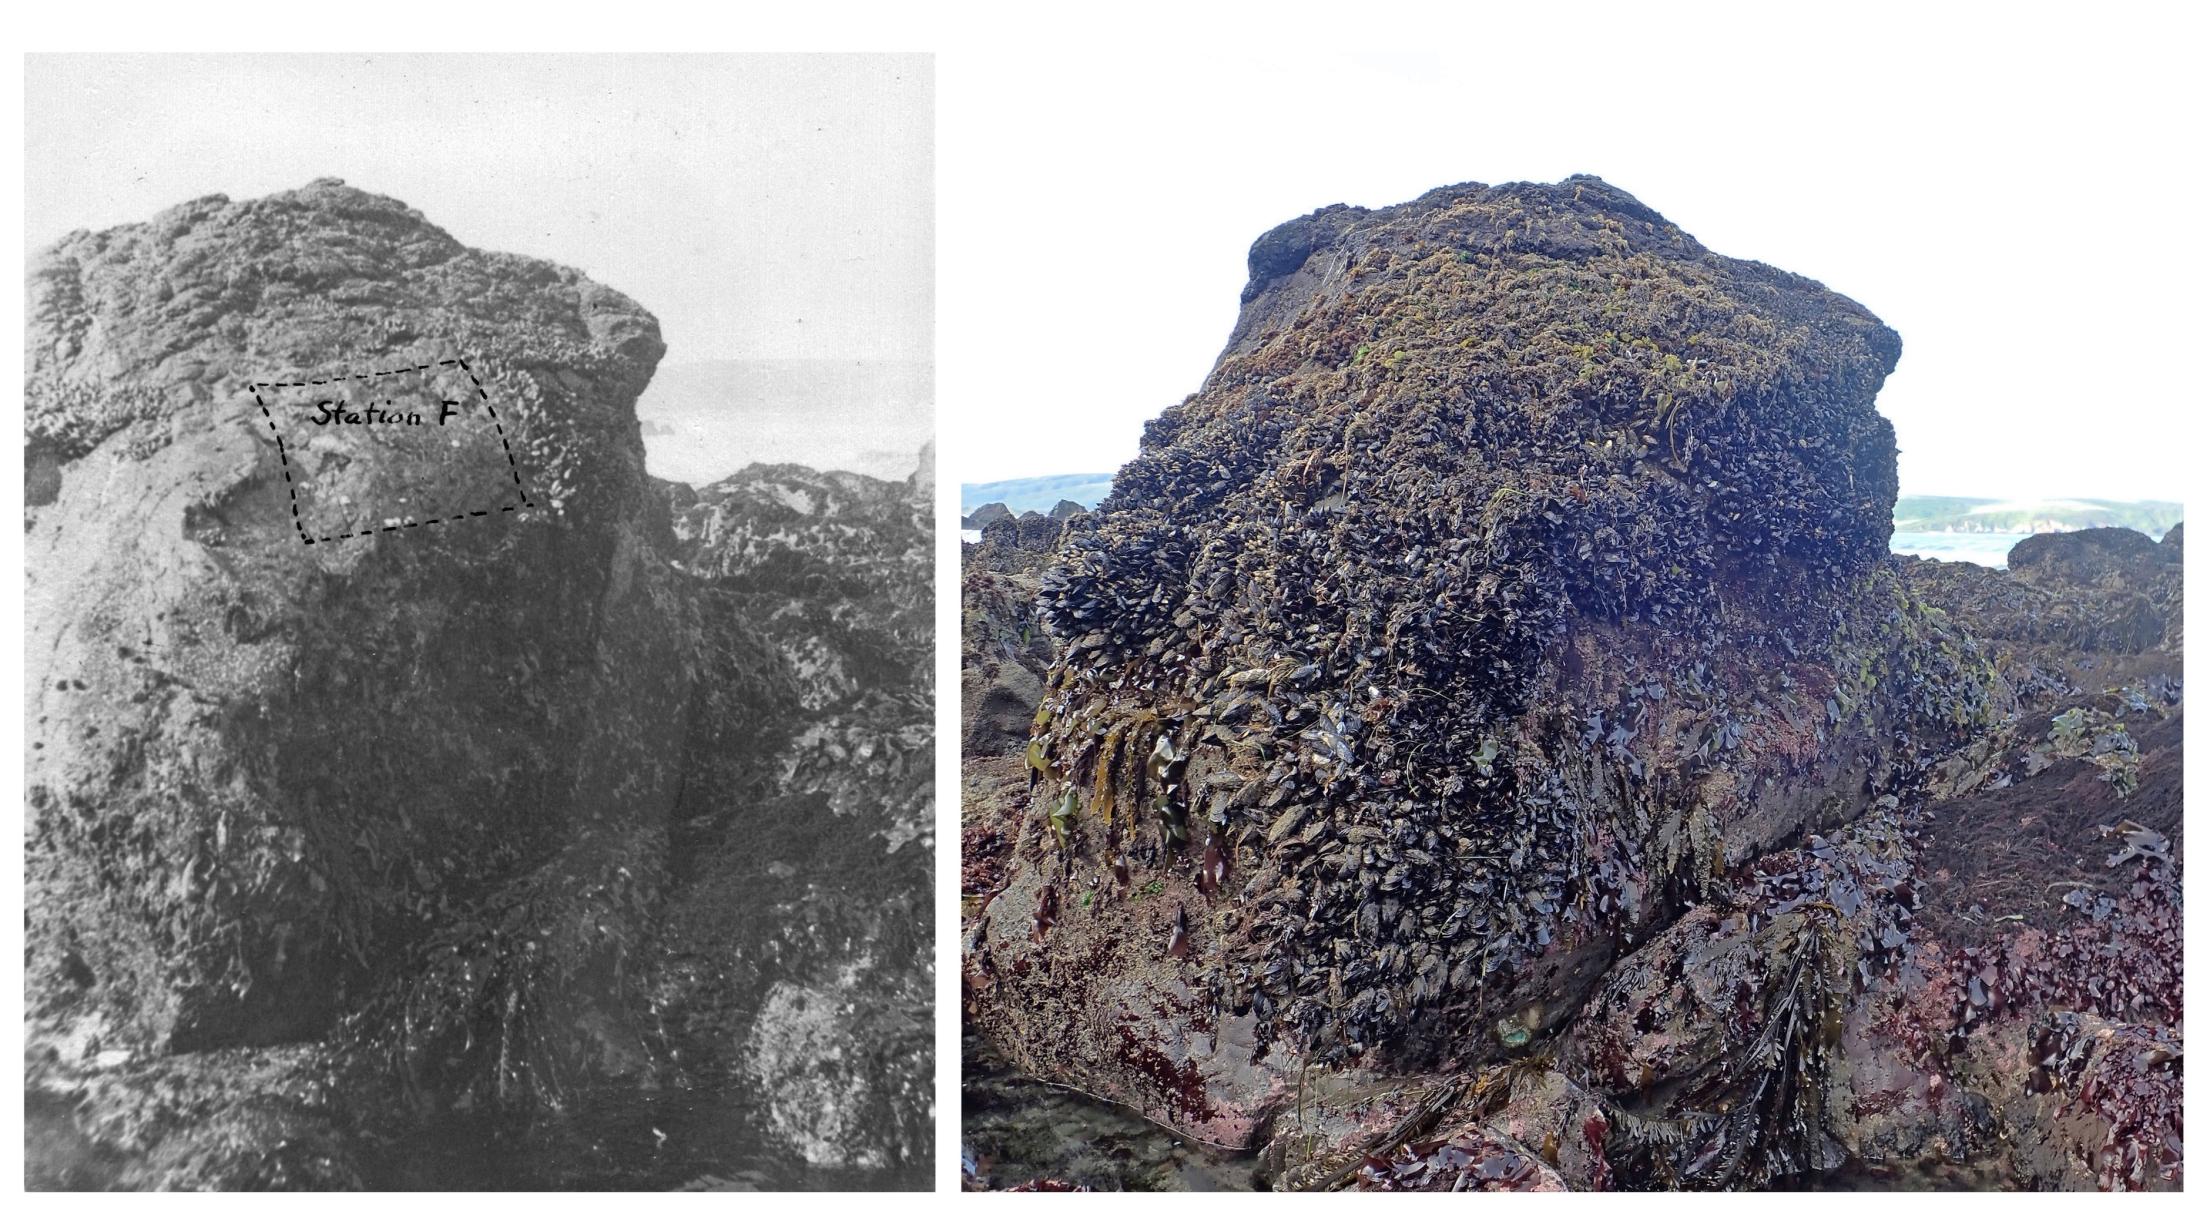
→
(20, 52, 933, 1191)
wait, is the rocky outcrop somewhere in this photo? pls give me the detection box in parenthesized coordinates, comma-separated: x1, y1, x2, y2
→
(968, 509, 1074, 577)
(960, 501, 1086, 899)
(960, 500, 1087, 760)
(961, 177, 2180, 1189)
(2008, 527, 2166, 585)
(1898, 527, 2179, 660)
(651, 455, 934, 1173)
(963, 501, 1011, 531)
(24, 182, 929, 1188)
(666, 460, 932, 722)
(28, 177, 694, 1072)
(1901, 525, 2182, 687)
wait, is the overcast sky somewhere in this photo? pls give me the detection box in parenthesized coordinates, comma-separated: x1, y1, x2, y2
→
(941, 12, 2194, 502)
(18, 31, 2195, 505)
(26, 53, 933, 367)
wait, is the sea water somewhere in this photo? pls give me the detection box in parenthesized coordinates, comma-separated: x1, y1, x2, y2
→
(1888, 530, 2032, 569)
(638, 360, 933, 487)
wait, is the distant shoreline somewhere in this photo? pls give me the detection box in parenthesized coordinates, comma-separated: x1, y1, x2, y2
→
(638, 358, 932, 486)
(963, 474, 2182, 537)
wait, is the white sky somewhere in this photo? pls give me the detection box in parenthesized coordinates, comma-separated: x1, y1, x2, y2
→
(25, 53, 933, 366)
(941, 11, 2196, 502)
(12, 24, 2197, 504)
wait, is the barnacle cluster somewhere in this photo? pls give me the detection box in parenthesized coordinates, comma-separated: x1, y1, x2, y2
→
(24, 373, 172, 466)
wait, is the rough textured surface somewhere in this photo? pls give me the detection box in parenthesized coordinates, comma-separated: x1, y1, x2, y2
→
(27, 179, 691, 1075)
(964, 501, 1012, 530)
(1904, 527, 2180, 659)
(961, 177, 2180, 1189)
(652, 457, 934, 1173)
(961, 505, 1076, 760)
(968, 175, 1976, 1145)
(24, 181, 929, 1188)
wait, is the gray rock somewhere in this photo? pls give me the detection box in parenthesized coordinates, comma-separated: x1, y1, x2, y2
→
(963, 500, 1011, 530)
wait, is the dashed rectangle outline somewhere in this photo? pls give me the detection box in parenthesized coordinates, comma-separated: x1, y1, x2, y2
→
(246, 356, 533, 546)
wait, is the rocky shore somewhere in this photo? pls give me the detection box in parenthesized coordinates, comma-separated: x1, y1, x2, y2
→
(960, 177, 2181, 1191)
(24, 181, 931, 1189)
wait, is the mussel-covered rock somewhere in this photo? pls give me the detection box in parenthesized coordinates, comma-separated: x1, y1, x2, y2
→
(1556, 813, 1945, 1186)
(964, 176, 2003, 1153)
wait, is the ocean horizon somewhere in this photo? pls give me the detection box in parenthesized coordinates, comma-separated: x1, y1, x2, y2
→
(1888, 530, 2031, 569)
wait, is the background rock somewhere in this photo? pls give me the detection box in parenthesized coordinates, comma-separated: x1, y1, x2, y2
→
(652, 449, 935, 1172)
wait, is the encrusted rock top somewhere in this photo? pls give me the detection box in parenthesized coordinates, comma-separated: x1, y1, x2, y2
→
(1242, 175, 1694, 295)
(1189, 173, 1903, 579)
(28, 180, 663, 485)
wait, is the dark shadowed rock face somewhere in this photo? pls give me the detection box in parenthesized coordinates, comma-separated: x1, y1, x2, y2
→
(960, 502, 1086, 763)
(965, 177, 2005, 1155)
(959, 503, 1082, 902)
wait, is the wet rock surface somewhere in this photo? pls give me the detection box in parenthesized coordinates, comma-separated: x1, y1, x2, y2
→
(24, 182, 929, 1189)
(962, 1032, 1256, 1191)
(960, 176, 2181, 1190)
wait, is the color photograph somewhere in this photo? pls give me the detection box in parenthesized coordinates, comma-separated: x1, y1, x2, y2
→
(955, 20, 2186, 1192)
